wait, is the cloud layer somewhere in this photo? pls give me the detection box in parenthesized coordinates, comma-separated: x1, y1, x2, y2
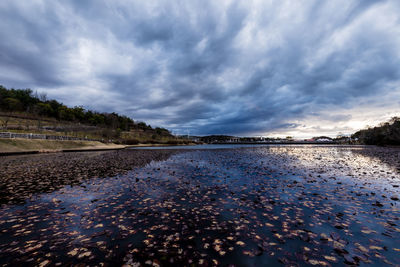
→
(1, 0, 400, 137)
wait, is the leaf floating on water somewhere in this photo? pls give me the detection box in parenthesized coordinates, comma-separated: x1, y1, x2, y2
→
(67, 248, 79, 257)
(236, 241, 245, 247)
(38, 260, 51, 267)
(118, 225, 128, 231)
(274, 233, 283, 239)
(323, 255, 337, 262)
(242, 250, 254, 257)
(309, 259, 329, 266)
(361, 229, 375, 234)
(51, 198, 61, 204)
(78, 251, 92, 259)
(356, 244, 369, 253)
(213, 239, 222, 245)
(214, 245, 221, 252)
(320, 233, 329, 241)
(369, 245, 383, 251)
(25, 243, 42, 253)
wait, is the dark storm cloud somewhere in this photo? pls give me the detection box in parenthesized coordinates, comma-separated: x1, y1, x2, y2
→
(1, 0, 400, 136)
(0, 3, 66, 87)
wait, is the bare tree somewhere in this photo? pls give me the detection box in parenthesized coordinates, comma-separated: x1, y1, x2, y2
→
(0, 116, 10, 130)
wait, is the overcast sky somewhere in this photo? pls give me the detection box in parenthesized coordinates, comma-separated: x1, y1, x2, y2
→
(1, 0, 400, 137)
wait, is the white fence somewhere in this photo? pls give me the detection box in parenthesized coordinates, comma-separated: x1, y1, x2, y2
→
(0, 132, 100, 142)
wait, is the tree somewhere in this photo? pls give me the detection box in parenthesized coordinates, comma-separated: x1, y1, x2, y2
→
(48, 100, 63, 118)
(351, 117, 400, 146)
(72, 106, 85, 122)
(36, 103, 54, 117)
(58, 106, 75, 121)
(4, 97, 23, 111)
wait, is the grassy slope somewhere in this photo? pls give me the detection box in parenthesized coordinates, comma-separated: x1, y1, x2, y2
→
(0, 138, 124, 153)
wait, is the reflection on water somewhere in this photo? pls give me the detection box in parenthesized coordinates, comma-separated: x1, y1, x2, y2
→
(351, 146, 400, 170)
(0, 146, 400, 266)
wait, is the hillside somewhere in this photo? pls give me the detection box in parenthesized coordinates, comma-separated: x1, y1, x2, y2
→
(0, 85, 185, 144)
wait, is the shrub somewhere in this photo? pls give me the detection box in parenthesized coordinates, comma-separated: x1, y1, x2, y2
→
(122, 139, 140, 145)
(166, 140, 180, 145)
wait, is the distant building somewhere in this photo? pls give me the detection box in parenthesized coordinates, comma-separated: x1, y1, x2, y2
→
(308, 136, 334, 142)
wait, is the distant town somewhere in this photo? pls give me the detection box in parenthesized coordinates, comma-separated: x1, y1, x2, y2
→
(180, 135, 354, 144)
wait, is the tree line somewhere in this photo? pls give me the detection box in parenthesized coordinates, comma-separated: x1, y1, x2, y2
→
(0, 85, 169, 134)
(352, 117, 400, 146)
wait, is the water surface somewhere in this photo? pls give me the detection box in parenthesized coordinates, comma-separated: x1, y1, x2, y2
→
(0, 146, 399, 266)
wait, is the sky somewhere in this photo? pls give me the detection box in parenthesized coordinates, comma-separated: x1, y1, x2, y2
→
(1, 0, 400, 138)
